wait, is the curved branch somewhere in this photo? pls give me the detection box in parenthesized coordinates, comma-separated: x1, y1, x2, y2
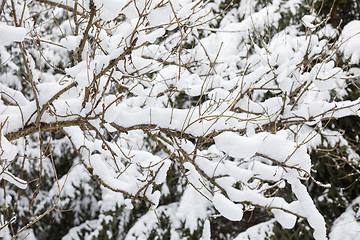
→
(35, 81, 78, 126)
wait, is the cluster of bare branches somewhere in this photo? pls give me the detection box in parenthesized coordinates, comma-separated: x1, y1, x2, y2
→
(1, 0, 360, 239)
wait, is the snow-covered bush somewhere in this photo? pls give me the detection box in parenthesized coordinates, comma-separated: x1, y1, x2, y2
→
(1, 0, 360, 239)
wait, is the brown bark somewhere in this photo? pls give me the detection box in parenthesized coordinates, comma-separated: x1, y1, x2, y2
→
(331, 2, 340, 27)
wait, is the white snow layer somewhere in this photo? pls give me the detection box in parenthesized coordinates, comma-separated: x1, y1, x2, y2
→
(234, 219, 275, 240)
(0, 23, 27, 45)
(340, 20, 360, 64)
(213, 193, 243, 221)
(330, 196, 360, 240)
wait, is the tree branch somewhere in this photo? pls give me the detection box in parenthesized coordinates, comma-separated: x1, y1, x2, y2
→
(35, 0, 83, 15)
